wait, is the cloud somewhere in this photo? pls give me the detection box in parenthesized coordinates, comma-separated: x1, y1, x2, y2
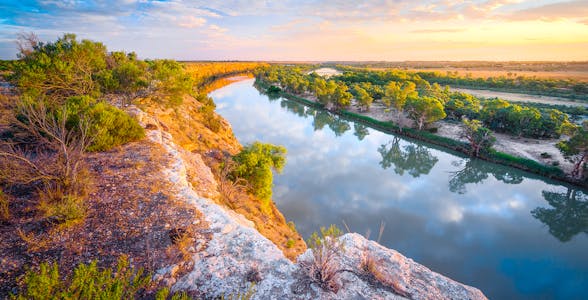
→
(178, 16, 206, 28)
(411, 28, 466, 34)
(503, 0, 588, 22)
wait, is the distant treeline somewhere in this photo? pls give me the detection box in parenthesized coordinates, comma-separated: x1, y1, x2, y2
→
(325, 61, 588, 72)
(256, 66, 577, 139)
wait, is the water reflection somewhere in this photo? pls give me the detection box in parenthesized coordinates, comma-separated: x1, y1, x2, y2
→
(533, 188, 588, 242)
(448, 159, 524, 194)
(378, 138, 438, 177)
(212, 79, 588, 300)
(353, 123, 370, 141)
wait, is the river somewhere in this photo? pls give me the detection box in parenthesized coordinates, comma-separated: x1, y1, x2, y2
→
(210, 78, 588, 300)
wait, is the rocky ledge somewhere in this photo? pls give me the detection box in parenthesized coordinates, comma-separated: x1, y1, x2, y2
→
(133, 106, 486, 299)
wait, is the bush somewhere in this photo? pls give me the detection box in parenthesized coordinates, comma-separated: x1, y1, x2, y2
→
(14, 256, 150, 300)
(300, 225, 345, 292)
(231, 142, 286, 212)
(267, 85, 281, 93)
(85, 102, 145, 151)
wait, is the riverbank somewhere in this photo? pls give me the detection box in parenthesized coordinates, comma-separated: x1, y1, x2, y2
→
(255, 79, 585, 188)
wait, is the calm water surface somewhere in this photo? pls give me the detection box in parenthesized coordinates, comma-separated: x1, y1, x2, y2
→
(211, 79, 588, 300)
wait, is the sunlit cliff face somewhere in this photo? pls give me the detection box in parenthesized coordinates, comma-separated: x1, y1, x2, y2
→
(1, 0, 587, 60)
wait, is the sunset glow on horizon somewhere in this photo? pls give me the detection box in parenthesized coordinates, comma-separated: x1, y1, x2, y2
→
(1, 0, 587, 61)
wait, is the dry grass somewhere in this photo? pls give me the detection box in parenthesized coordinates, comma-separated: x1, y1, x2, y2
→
(0, 189, 9, 220)
(358, 248, 409, 297)
(299, 225, 346, 293)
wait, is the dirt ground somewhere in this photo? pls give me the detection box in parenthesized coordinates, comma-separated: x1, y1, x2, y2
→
(436, 122, 574, 174)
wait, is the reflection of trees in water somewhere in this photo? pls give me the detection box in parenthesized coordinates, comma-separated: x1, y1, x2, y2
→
(308, 110, 350, 136)
(274, 98, 371, 141)
(280, 99, 307, 117)
(532, 188, 588, 242)
(448, 159, 523, 194)
(354, 123, 369, 141)
(378, 138, 438, 178)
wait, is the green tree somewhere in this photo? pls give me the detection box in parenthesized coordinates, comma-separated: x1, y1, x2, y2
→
(404, 96, 446, 130)
(13, 33, 108, 101)
(382, 81, 417, 117)
(461, 118, 495, 157)
(557, 121, 588, 178)
(353, 84, 373, 111)
(232, 142, 287, 210)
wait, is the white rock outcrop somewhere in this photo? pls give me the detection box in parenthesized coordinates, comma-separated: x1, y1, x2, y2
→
(135, 106, 487, 300)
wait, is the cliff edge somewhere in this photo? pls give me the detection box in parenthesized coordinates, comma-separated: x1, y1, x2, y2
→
(131, 102, 487, 299)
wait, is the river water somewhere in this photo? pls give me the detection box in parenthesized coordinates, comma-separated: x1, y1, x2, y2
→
(210, 78, 588, 299)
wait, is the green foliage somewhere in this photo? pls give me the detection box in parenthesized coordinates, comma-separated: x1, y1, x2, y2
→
(461, 118, 495, 157)
(13, 33, 107, 100)
(479, 98, 574, 138)
(417, 70, 588, 101)
(232, 142, 287, 209)
(60, 97, 146, 152)
(155, 288, 191, 300)
(15, 256, 151, 300)
(445, 92, 480, 120)
(557, 121, 588, 178)
(382, 81, 417, 112)
(148, 59, 194, 106)
(405, 96, 446, 130)
(307, 224, 342, 251)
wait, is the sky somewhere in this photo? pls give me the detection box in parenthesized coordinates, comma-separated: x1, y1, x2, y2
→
(0, 0, 587, 61)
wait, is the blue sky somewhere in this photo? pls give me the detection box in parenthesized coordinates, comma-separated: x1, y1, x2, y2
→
(1, 0, 587, 60)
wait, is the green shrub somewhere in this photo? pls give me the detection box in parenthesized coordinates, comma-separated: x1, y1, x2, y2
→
(86, 102, 145, 151)
(232, 142, 286, 211)
(286, 239, 296, 248)
(155, 288, 191, 300)
(14, 256, 150, 300)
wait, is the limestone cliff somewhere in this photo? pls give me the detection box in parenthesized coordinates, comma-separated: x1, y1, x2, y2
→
(131, 103, 487, 299)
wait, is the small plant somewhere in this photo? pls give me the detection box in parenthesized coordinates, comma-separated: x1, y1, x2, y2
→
(286, 239, 296, 248)
(358, 247, 409, 298)
(300, 225, 345, 292)
(14, 256, 151, 299)
(220, 283, 256, 300)
(167, 227, 194, 261)
(155, 288, 191, 300)
(0, 188, 9, 220)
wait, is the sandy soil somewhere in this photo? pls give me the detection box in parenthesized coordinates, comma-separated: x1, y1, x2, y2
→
(452, 87, 586, 107)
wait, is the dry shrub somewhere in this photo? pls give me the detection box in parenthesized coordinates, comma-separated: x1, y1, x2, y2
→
(358, 247, 409, 297)
(0, 188, 9, 220)
(167, 227, 195, 261)
(299, 225, 346, 293)
(0, 100, 92, 225)
(216, 159, 249, 209)
(17, 228, 51, 252)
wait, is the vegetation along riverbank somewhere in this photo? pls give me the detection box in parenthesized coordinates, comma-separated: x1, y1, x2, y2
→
(255, 65, 588, 188)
